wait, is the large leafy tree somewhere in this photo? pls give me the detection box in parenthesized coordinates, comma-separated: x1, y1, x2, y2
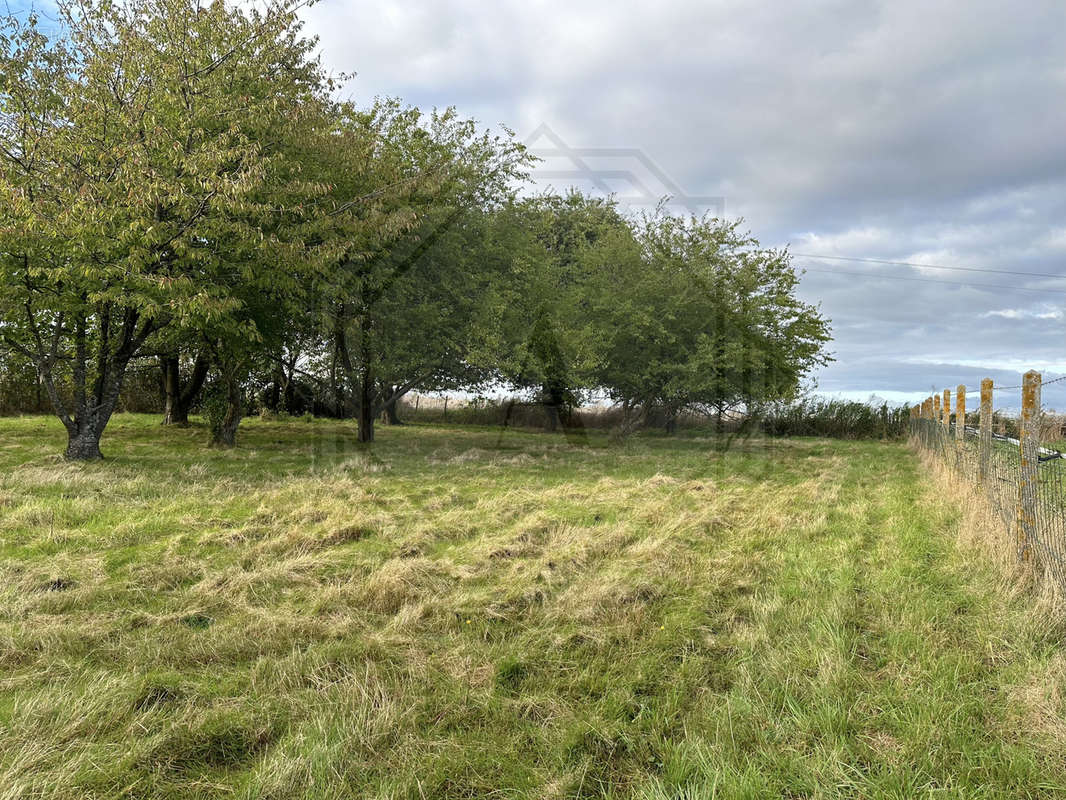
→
(317, 101, 530, 442)
(491, 192, 635, 430)
(588, 211, 832, 430)
(0, 0, 330, 458)
(367, 208, 520, 427)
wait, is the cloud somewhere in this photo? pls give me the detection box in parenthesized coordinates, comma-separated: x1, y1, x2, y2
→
(981, 307, 1064, 321)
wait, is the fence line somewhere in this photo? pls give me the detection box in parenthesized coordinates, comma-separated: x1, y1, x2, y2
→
(909, 371, 1066, 588)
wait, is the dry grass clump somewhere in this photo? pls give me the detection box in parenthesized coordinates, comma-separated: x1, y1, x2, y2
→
(917, 448, 1066, 616)
(359, 556, 454, 614)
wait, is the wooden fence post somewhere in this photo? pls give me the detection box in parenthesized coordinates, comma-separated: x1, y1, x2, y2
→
(1017, 370, 1041, 563)
(934, 394, 940, 421)
(942, 389, 951, 432)
(955, 384, 966, 442)
(979, 378, 992, 482)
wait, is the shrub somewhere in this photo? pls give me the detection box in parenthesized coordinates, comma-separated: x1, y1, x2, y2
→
(758, 398, 909, 440)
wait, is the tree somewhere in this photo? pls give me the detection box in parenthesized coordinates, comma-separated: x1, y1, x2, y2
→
(587, 211, 832, 431)
(317, 102, 530, 442)
(0, 0, 331, 458)
(367, 210, 510, 427)
(491, 192, 635, 430)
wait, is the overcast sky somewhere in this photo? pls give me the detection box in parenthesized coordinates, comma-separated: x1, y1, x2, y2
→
(300, 0, 1066, 409)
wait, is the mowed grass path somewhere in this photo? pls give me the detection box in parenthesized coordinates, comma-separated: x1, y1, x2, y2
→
(1, 415, 1066, 799)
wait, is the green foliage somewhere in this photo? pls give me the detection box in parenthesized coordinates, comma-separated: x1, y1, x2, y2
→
(315, 99, 532, 441)
(0, 0, 834, 455)
(0, 0, 333, 456)
(0, 347, 51, 414)
(487, 193, 634, 426)
(759, 398, 910, 439)
(587, 210, 832, 425)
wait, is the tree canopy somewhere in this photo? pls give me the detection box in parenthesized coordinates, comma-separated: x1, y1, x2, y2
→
(0, 0, 832, 458)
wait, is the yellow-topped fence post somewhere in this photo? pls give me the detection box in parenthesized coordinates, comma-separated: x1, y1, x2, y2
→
(942, 389, 951, 432)
(1017, 370, 1042, 563)
(956, 384, 966, 442)
(979, 378, 993, 482)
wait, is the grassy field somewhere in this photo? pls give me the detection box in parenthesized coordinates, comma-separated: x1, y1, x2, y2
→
(2, 415, 1066, 799)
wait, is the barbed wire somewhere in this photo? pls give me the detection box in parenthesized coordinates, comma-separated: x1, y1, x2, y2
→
(915, 374, 1066, 401)
(991, 375, 1066, 393)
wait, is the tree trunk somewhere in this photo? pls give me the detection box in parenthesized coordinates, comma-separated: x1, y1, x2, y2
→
(545, 405, 560, 432)
(65, 419, 105, 460)
(542, 385, 565, 432)
(283, 376, 296, 414)
(13, 299, 158, 459)
(161, 356, 185, 425)
(333, 307, 360, 420)
(346, 311, 376, 443)
(64, 362, 129, 460)
(281, 352, 298, 414)
(62, 306, 135, 460)
(382, 388, 403, 425)
(161, 352, 209, 425)
(358, 369, 375, 443)
(267, 365, 283, 412)
(211, 369, 243, 448)
(664, 406, 679, 435)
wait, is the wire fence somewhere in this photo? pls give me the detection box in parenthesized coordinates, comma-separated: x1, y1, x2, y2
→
(909, 371, 1066, 588)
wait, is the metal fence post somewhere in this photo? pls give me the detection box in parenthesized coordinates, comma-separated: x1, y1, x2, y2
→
(979, 378, 992, 482)
(1017, 370, 1041, 563)
(955, 384, 966, 442)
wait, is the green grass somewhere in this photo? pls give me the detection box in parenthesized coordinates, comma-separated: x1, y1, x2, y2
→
(1, 414, 1066, 799)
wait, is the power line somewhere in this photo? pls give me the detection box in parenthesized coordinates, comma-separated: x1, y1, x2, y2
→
(799, 266, 1066, 296)
(793, 253, 1065, 281)
(802, 257, 1066, 398)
